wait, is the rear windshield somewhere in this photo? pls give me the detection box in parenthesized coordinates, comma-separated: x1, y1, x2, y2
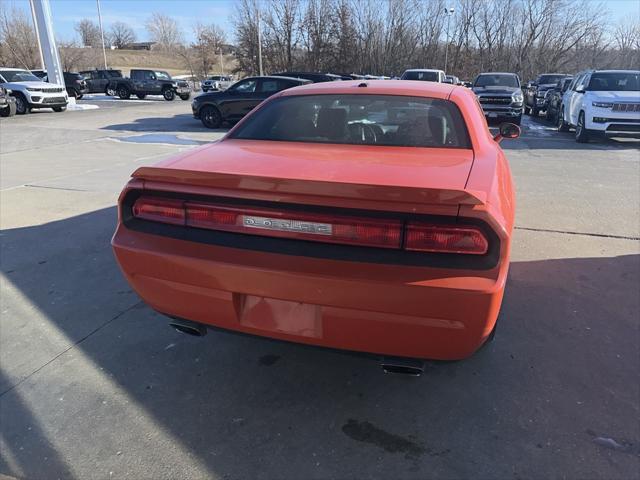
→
(474, 74, 519, 88)
(230, 94, 471, 148)
(401, 71, 439, 82)
(588, 72, 640, 91)
(537, 75, 565, 85)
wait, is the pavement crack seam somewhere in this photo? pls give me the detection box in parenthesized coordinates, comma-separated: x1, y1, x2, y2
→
(0, 300, 144, 398)
(515, 226, 640, 241)
(24, 185, 89, 192)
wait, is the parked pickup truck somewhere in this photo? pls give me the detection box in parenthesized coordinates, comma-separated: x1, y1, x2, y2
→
(107, 69, 192, 101)
(472, 72, 523, 125)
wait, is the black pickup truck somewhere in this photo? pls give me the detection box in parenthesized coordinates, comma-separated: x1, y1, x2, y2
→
(107, 69, 192, 101)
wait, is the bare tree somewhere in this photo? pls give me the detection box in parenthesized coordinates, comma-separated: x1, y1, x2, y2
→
(231, 0, 638, 80)
(75, 18, 102, 47)
(0, 5, 40, 69)
(146, 12, 184, 49)
(232, 0, 262, 75)
(191, 22, 226, 77)
(262, 0, 301, 72)
(110, 21, 137, 49)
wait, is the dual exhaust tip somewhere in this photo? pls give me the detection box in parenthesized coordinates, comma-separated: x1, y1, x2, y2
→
(169, 318, 207, 337)
(167, 319, 424, 376)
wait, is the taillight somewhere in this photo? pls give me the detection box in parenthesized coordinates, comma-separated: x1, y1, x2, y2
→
(132, 197, 185, 225)
(405, 222, 488, 255)
(130, 196, 489, 254)
(184, 202, 402, 248)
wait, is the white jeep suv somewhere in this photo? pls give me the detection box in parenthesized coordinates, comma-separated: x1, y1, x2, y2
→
(558, 70, 640, 142)
(0, 68, 68, 114)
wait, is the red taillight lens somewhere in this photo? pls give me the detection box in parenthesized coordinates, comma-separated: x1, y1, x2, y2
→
(132, 197, 185, 225)
(404, 222, 488, 255)
(183, 202, 402, 249)
(130, 196, 489, 255)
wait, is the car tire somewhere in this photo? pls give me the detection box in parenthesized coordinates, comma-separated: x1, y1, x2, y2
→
(76, 93, 83, 100)
(52, 106, 66, 112)
(12, 93, 29, 114)
(557, 107, 570, 132)
(180, 93, 191, 101)
(513, 114, 522, 126)
(531, 107, 539, 117)
(524, 105, 531, 115)
(117, 86, 131, 100)
(575, 111, 591, 143)
(136, 94, 147, 100)
(163, 88, 175, 101)
(545, 108, 555, 122)
(0, 101, 16, 117)
(106, 86, 116, 96)
(200, 105, 222, 129)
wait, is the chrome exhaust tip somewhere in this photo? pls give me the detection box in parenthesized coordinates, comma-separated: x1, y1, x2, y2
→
(380, 357, 424, 376)
(169, 319, 207, 337)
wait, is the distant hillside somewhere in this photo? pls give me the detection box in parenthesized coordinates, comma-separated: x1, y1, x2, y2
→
(60, 47, 237, 78)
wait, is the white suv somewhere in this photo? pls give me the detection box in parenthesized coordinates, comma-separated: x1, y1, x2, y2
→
(201, 75, 233, 92)
(558, 70, 640, 142)
(0, 68, 68, 114)
(400, 69, 446, 83)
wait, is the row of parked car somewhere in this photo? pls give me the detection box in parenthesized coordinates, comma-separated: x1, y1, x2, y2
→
(188, 68, 640, 143)
(0, 67, 195, 116)
(473, 69, 640, 142)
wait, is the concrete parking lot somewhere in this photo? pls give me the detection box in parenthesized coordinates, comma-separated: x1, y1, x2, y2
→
(1, 97, 638, 479)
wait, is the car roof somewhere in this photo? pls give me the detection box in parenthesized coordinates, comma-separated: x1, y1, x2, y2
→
(403, 69, 444, 73)
(278, 79, 456, 99)
(589, 70, 640, 74)
(244, 75, 311, 83)
(476, 72, 518, 76)
(0, 67, 30, 71)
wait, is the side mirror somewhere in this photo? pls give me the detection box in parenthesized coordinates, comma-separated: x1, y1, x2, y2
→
(494, 123, 521, 143)
(575, 87, 585, 94)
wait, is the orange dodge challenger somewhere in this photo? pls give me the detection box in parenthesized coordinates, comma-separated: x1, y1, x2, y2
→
(112, 80, 518, 368)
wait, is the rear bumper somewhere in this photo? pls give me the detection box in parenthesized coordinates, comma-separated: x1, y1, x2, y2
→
(112, 225, 509, 360)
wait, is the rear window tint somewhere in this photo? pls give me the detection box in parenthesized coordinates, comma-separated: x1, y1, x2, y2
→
(230, 94, 471, 148)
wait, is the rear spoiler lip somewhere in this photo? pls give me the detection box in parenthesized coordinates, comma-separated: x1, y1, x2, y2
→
(132, 167, 486, 206)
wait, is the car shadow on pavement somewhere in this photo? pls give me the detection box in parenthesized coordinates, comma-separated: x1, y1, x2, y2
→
(1, 207, 638, 479)
(102, 113, 229, 134)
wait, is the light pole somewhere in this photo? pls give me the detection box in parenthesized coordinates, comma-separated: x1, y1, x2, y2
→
(96, 0, 108, 69)
(443, 6, 455, 74)
(256, 0, 263, 76)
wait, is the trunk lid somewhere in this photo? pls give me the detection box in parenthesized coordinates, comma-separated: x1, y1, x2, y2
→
(133, 140, 482, 213)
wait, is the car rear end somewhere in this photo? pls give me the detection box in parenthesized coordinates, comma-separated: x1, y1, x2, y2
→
(112, 82, 513, 361)
(65, 73, 88, 97)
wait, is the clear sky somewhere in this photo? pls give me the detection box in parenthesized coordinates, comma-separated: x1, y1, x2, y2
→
(7, 0, 237, 43)
(6, 0, 639, 45)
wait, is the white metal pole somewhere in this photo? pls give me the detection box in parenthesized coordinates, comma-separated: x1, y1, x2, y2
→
(30, 0, 63, 86)
(220, 49, 224, 75)
(96, 0, 108, 69)
(257, 0, 263, 76)
(444, 11, 451, 73)
(28, 0, 45, 69)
